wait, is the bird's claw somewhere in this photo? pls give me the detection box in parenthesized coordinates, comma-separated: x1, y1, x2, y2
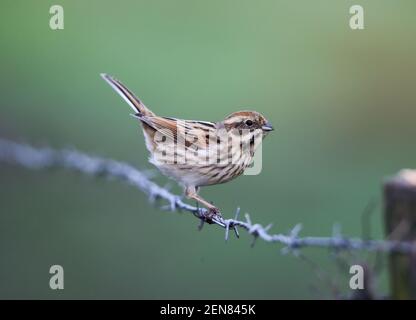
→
(203, 207, 222, 223)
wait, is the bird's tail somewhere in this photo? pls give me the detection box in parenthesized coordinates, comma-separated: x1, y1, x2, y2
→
(100, 73, 155, 117)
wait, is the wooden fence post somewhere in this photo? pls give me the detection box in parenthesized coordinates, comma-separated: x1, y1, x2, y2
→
(384, 169, 416, 299)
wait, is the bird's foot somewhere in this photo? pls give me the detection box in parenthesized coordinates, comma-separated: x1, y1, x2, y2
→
(203, 207, 222, 223)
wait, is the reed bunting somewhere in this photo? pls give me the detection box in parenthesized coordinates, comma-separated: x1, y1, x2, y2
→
(101, 74, 273, 217)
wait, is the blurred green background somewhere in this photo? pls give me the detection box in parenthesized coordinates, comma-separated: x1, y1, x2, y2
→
(1, 0, 416, 299)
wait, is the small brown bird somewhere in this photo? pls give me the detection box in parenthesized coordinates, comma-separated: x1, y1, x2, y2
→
(101, 74, 273, 217)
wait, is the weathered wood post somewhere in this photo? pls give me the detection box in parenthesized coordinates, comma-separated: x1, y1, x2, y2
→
(384, 169, 416, 299)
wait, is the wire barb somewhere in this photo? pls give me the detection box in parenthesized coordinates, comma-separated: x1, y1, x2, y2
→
(224, 220, 230, 241)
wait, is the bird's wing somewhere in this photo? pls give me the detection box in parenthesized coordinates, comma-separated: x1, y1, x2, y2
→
(138, 116, 177, 142)
(138, 115, 216, 149)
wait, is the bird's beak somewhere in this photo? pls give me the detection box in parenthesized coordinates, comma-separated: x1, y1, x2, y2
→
(262, 122, 274, 132)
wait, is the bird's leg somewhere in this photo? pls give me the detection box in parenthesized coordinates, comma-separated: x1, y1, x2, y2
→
(185, 186, 221, 220)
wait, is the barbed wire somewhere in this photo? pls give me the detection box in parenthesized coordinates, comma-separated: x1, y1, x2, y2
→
(0, 138, 415, 254)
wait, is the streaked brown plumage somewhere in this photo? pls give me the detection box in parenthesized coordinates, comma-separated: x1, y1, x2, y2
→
(101, 73, 274, 217)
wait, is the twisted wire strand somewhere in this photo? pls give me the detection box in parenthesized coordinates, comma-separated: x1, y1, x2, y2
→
(0, 138, 414, 254)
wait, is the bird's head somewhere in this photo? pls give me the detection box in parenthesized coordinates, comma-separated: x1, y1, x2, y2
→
(221, 111, 274, 137)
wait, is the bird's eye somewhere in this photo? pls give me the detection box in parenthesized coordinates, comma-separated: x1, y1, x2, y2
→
(245, 120, 253, 126)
